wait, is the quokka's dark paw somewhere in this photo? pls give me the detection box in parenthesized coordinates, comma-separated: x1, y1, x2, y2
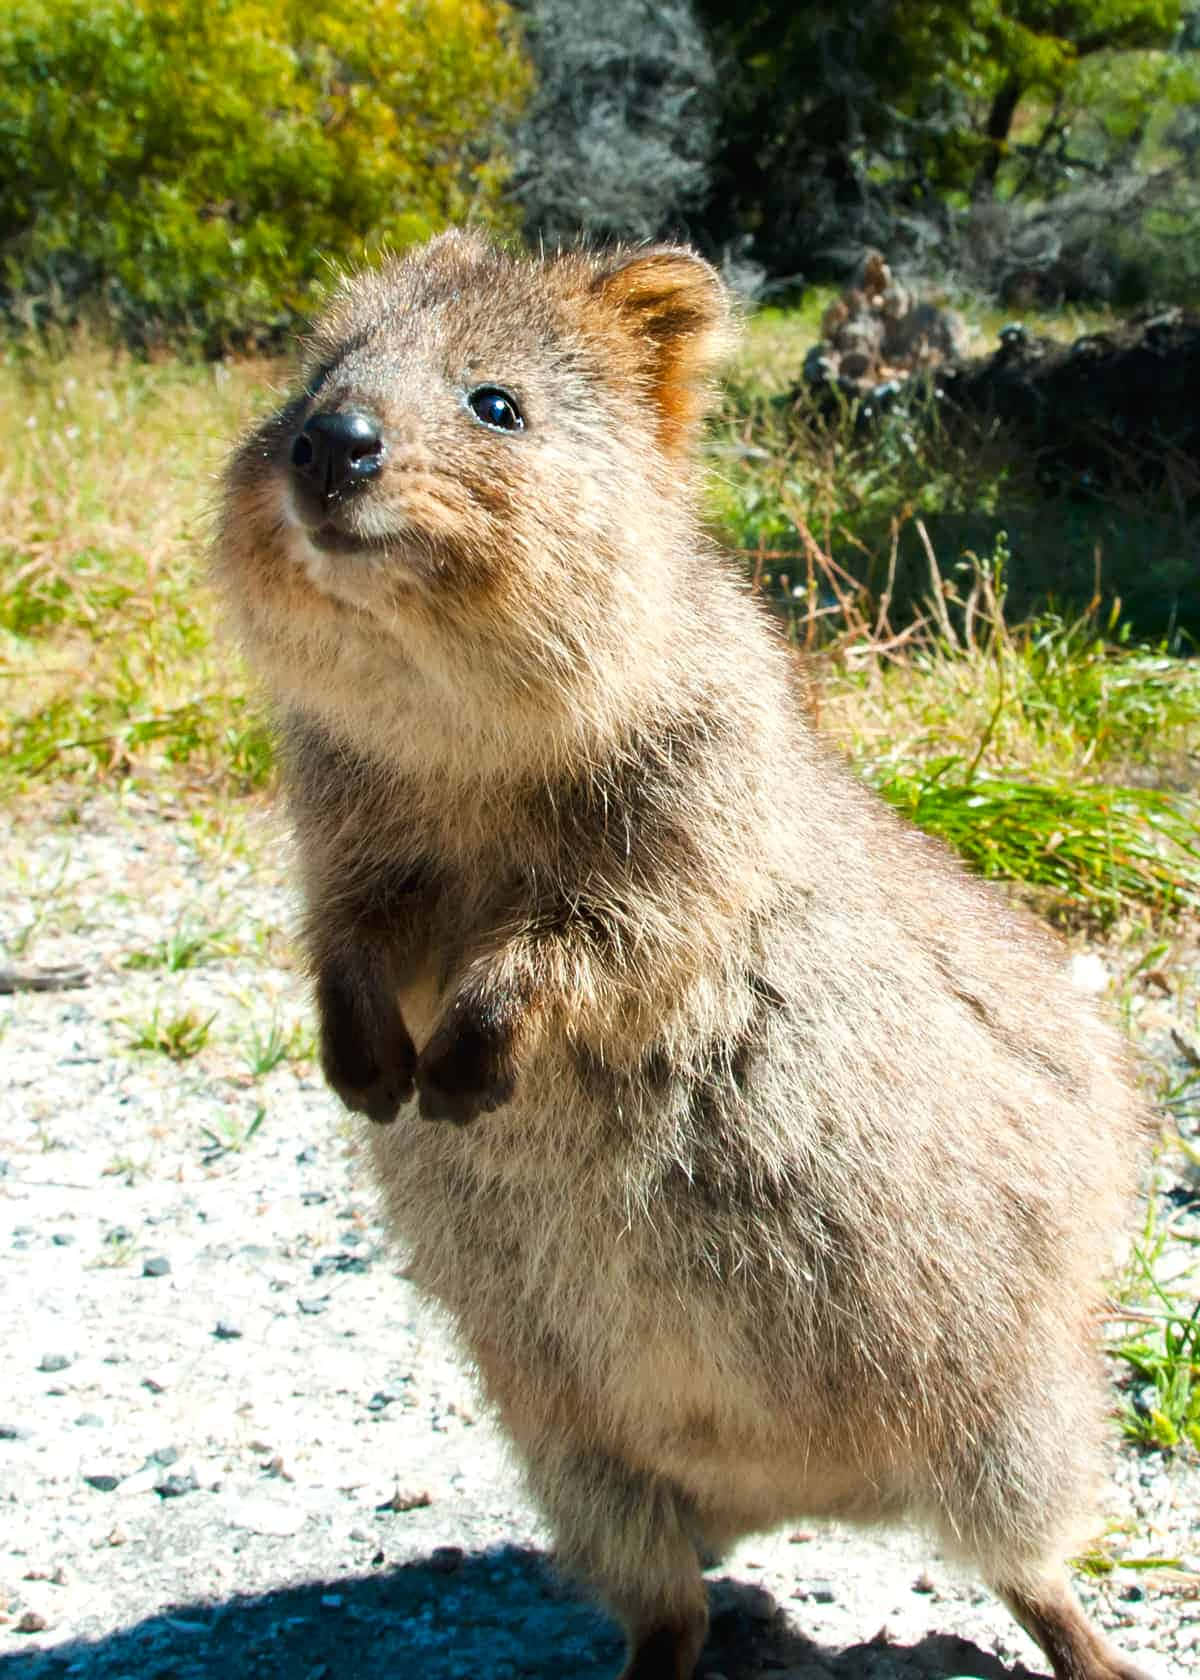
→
(415, 1007, 516, 1125)
(318, 969, 416, 1125)
(328, 1052, 416, 1126)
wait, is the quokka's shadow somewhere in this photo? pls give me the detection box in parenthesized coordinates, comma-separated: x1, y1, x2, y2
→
(1, 1546, 1041, 1680)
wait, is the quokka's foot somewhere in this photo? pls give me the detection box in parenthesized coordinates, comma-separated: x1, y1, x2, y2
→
(617, 1619, 706, 1680)
(1000, 1577, 1159, 1680)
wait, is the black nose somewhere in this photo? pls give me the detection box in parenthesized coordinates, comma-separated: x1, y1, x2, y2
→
(289, 410, 383, 507)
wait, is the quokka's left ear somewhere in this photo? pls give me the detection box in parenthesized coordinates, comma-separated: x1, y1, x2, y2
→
(588, 246, 736, 455)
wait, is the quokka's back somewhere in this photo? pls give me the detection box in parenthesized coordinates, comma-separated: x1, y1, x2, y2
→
(216, 232, 1156, 1680)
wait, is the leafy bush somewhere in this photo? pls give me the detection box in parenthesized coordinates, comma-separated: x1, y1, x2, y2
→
(0, 0, 528, 348)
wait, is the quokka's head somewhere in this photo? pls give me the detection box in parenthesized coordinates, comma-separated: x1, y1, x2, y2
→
(216, 233, 734, 750)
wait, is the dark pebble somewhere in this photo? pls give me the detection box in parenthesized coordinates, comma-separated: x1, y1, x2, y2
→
(0, 1424, 31, 1440)
(142, 1256, 171, 1278)
(1120, 1583, 1146, 1602)
(104, 1226, 133, 1246)
(297, 1298, 328, 1316)
(300, 1191, 328, 1206)
(807, 1582, 836, 1604)
(51, 1233, 75, 1247)
(84, 1473, 122, 1492)
(155, 1472, 198, 1499)
(39, 1354, 72, 1373)
(430, 1546, 464, 1574)
(213, 1322, 242, 1341)
(312, 1252, 369, 1278)
(145, 1445, 179, 1468)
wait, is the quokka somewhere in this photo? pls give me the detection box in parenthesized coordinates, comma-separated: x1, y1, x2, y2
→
(216, 231, 1156, 1680)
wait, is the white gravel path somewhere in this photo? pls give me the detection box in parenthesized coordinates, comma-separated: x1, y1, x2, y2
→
(1, 793, 1197, 1680)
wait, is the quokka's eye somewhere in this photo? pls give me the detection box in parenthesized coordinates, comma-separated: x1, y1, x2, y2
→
(467, 386, 525, 433)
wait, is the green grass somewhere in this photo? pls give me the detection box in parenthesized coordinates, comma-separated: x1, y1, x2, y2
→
(123, 918, 235, 972)
(199, 1105, 267, 1163)
(1111, 1170, 1200, 1455)
(243, 1016, 313, 1077)
(123, 1005, 215, 1060)
(872, 770, 1198, 921)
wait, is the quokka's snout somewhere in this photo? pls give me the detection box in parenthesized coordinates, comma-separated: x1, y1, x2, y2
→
(215, 232, 1160, 1680)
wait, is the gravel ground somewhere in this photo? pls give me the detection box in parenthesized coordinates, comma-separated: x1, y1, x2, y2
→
(1, 792, 1197, 1680)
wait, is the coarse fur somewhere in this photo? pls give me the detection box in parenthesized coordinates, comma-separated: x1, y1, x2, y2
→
(215, 231, 1157, 1680)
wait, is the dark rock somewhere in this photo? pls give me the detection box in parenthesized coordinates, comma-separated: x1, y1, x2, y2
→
(311, 1251, 369, 1278)
(213, 1321, 242, 1341)
(0, 1424, 31, 1440)
(154, 1471, 198, 1499)
(297, 1297, 329, 1316)
(430, 1545, 464, 1574)
(38, 1354, 72, 1373)
(84, 1473, 122, 1492)
(145, 1445, 179, 1468)
(142, 1256, 171, 1278)
(51, 1233, 75, 1247)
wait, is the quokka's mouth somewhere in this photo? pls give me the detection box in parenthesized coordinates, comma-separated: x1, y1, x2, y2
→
(302, 522, 393, 557)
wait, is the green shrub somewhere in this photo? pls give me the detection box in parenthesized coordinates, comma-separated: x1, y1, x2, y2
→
(0, 0, 528, 348)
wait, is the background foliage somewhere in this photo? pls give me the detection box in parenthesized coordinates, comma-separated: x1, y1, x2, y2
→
(0, 0, 527, 347)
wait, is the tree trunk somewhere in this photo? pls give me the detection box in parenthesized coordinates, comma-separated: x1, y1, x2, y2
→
(972, 77, 1022, 201)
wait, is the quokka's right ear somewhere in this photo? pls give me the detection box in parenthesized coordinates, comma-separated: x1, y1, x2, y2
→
(585, 246, 736, 455)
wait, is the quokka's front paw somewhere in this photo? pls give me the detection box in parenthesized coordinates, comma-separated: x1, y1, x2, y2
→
(318, 966, 417, 1125)
(415, 1004, 516, 1125)
(328, 1039, 416, 1126)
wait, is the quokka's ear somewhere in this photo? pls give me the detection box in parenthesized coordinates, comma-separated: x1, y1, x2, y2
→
(588, 247, 735, 455)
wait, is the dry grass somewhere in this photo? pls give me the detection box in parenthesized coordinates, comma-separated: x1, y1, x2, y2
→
(0, 337, 277, 795)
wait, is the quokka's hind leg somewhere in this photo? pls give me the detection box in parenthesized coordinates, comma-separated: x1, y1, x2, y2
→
(526, 1448, 708, 1680)
(998, 1575, 1158, 1680)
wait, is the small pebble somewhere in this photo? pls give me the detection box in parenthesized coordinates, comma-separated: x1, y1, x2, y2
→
(213, 1322, 242, 1341)
(0, 1424, 31, 1440)
(51, 1233, 75, 1247)
(297, 1297, 328, 1316)
(38, 1355, 71, 1374)
(15, 1611, 49, 1634)
(83, 1473, 121, 1493)
(141, 1256, 171, 1278)
(376, 1487, 432, 1513)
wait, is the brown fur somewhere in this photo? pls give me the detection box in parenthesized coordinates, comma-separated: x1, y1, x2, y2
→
(215, 232, 1157, 1680)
